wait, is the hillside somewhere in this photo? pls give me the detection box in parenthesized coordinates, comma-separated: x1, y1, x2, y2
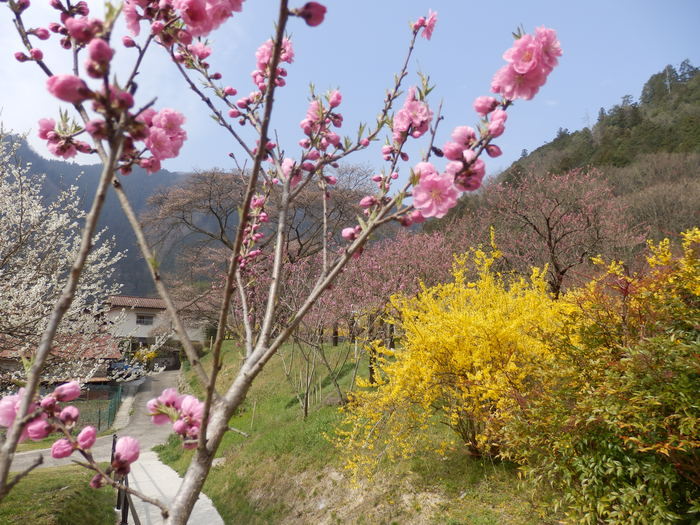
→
(438, 60, 700, 240)
(502, 59, 699, 180)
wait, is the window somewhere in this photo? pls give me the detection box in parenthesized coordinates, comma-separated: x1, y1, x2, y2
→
(136, 314, 155, 326)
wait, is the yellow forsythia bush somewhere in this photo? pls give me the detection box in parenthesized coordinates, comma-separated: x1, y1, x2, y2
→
(335, 246, 570, 477)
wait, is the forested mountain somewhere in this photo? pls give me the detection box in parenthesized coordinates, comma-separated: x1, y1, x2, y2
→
(5, 135, 185, 295)
(502, 59, 699, 180)
(439, 60, 700, 239)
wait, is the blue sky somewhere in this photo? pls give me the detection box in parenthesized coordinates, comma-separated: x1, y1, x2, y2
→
(1, 1, 698, 180)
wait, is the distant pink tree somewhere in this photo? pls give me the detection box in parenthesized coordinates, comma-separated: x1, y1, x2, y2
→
(455, 168, 645, 297)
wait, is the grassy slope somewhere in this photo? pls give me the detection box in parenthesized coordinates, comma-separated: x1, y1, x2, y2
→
(157, 342, 558, 524)
(1, 465, 115, 525)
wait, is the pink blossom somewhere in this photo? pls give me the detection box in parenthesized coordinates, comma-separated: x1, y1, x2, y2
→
(412, 16, 425, 31)
(152, 108, 186, 136)
(86, 119, 107, 139)
(87, 38, 114, 65)
(114, 436, 140, 464)
(173, 0, 210, 37)
(410, 210, 426, 224)
(136, 108, 157, 127)
(37, 118, 55, 140)
(491, 108, 507, 124)
(179, 395, 204, 422)
(463, 149, 477, 164)
(0, 390, 32, 442)
(359, 196, 377, 208)
(40, 396, 56, 411)
(147, 398, 171, 424)
(297, 2, 326, 27)
(503, 34, 541, 74)
(123, 0, 142, 36)
(47, 139, 78, 159)
(158, 388, 182, 408)
(51, 438, 74, 459)
(26, 416, 51, 441)
(491, 57, 547, 101)
(328, 89, 342, 108)
(145, 108, 187, 161)
(341, 227, 357, 241)
(451, 125, 475, 145)
(393, 86, 433, 143)
(64, 17, 102, 44)
(59, 405, 79, 425)
(140, 157, 162, 174)
(30, 48, 43, 60)
(473, 96, 498, 116)
(412, 161, 438, 181)
(412, 173, 459, 219)
(53, 381, 81, 402)
(188, 41, 212, 59)
(535, 26, 562, 71)
(46, 75, 91, 104)
(77, 426, 97, 448)
(421, 10, 437, 40)
(442, 141, 465, 161)
(32, 27, 50, 40)
(487, 119, 505, 138)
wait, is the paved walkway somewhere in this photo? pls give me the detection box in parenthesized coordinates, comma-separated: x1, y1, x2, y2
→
(10, 370, 224, 525)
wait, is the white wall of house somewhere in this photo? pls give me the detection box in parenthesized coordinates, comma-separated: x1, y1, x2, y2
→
(106, 308, 204, 342)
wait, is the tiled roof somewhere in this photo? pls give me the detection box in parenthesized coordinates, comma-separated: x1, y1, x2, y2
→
(0, 334, 122, 360)
(108, 295, 167, 309)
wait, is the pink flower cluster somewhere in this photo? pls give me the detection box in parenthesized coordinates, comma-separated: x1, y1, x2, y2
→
(138, 108, 188, 172)
(148, 388, 205, 448)
(392, 86, 433, 146)
(239, 195, 269, 268)
(412, 162, 459, 218)
(411, 9, 437, 40)
(0, 380, 100, 468)
(252, 37, 294, 91)
(37, 117, 91, 159)
(0, 382, 84, 443)
(296, 90, 345, 175)
(123, 0, 244, 38)
(0, 380, 140, 483)
(491, 27, 562, 101)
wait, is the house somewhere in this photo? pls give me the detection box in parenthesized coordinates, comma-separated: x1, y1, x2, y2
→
(105, 295, 206, 346)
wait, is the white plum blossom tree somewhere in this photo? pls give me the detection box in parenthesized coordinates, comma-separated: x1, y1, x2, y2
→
(0, 135, 123, 392)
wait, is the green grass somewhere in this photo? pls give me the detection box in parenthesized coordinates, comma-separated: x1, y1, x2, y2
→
(156, 340, 558, 524)
(0, 465, 116, 525)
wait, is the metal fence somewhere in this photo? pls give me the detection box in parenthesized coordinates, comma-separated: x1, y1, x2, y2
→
(76, 384, 123, 431)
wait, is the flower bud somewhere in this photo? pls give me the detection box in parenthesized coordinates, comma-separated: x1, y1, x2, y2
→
(53, 381, 81, 402)
(297, 2, 326, 27)
(77, 426, 97, 449)
(51, 438, 74, 459)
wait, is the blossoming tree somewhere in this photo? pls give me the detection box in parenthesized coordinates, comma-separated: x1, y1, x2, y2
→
(0, 134, 123, 393)
(0, 1, 561, 522)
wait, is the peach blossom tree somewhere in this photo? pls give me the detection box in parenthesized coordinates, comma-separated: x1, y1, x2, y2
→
(0, 1, 562, 522)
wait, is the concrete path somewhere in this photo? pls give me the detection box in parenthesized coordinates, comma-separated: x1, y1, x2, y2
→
(10, 370, 224, 525)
